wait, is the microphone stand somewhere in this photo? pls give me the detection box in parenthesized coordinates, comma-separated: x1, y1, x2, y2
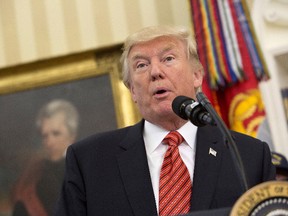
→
(196, 92, 249, 193)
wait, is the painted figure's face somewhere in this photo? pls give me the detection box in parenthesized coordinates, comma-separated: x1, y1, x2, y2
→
(41, 113, 75, 161)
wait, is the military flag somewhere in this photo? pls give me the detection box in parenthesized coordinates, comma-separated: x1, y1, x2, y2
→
(190, 0, 269, 137)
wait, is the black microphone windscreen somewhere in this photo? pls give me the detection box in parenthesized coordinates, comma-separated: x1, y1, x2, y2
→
(172, 96, 193, 120)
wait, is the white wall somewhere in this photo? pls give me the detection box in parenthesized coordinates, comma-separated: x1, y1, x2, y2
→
(252, 0, 288, 157)
(0, 0, 192, 69)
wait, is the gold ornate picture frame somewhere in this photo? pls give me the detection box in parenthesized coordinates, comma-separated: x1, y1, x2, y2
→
(0, 44, 140, 128)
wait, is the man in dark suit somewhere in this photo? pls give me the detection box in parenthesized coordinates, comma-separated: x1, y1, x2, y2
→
(55, 25, 275, 216)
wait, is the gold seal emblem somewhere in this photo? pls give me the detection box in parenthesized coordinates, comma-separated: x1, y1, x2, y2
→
(230, 181, 288, 216)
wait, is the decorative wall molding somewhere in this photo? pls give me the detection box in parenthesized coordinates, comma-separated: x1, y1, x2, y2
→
(264, 0, 288, 26)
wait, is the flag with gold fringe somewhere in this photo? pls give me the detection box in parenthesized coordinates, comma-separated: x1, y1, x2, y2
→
(190, 0, 269, 137)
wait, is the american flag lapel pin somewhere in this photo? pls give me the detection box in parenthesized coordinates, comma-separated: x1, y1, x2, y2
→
(209, 148, 217, 157)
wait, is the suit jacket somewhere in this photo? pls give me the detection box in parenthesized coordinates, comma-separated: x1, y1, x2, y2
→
(55, 120, 275, 216)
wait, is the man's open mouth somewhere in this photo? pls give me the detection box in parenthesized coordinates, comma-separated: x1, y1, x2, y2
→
(155, 89, 167, 95)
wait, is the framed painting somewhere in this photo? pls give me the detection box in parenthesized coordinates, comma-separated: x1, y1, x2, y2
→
(0, 45, 141, 215)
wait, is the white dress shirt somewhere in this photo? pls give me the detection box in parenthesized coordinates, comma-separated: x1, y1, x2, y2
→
(143, 120, 197, 213)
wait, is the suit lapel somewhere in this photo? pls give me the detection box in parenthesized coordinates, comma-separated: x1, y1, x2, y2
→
(190, 125, 224, 211)
(117, 121, 158, 216)
(116, 122, 225, 213)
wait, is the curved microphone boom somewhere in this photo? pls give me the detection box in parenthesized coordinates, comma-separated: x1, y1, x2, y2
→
(172, 95, 215, 127)
(196, 92, 249, 192)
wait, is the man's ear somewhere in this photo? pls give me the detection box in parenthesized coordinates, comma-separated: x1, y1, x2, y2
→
(130, 85, 137, 103)
(193, 68, 203, 88)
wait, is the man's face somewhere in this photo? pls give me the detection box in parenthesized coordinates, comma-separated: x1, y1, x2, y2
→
(128, 36, 203, 124)
(40, 113, 75, 161)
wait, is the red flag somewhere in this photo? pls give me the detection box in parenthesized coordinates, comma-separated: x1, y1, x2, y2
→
(190, 0, 267, 137)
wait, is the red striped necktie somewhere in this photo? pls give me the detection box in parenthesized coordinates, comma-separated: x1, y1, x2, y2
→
(159, 131, 192, 216)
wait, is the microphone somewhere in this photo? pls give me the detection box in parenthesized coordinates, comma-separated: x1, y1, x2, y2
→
(172, 95, 215, 127)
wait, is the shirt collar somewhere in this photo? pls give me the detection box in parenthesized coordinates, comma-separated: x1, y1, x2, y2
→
(143, 120, 198, 154)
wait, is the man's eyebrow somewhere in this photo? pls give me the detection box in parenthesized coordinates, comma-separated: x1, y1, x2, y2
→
(130, 54, 147, 62)
(161, 45, 175, 54)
